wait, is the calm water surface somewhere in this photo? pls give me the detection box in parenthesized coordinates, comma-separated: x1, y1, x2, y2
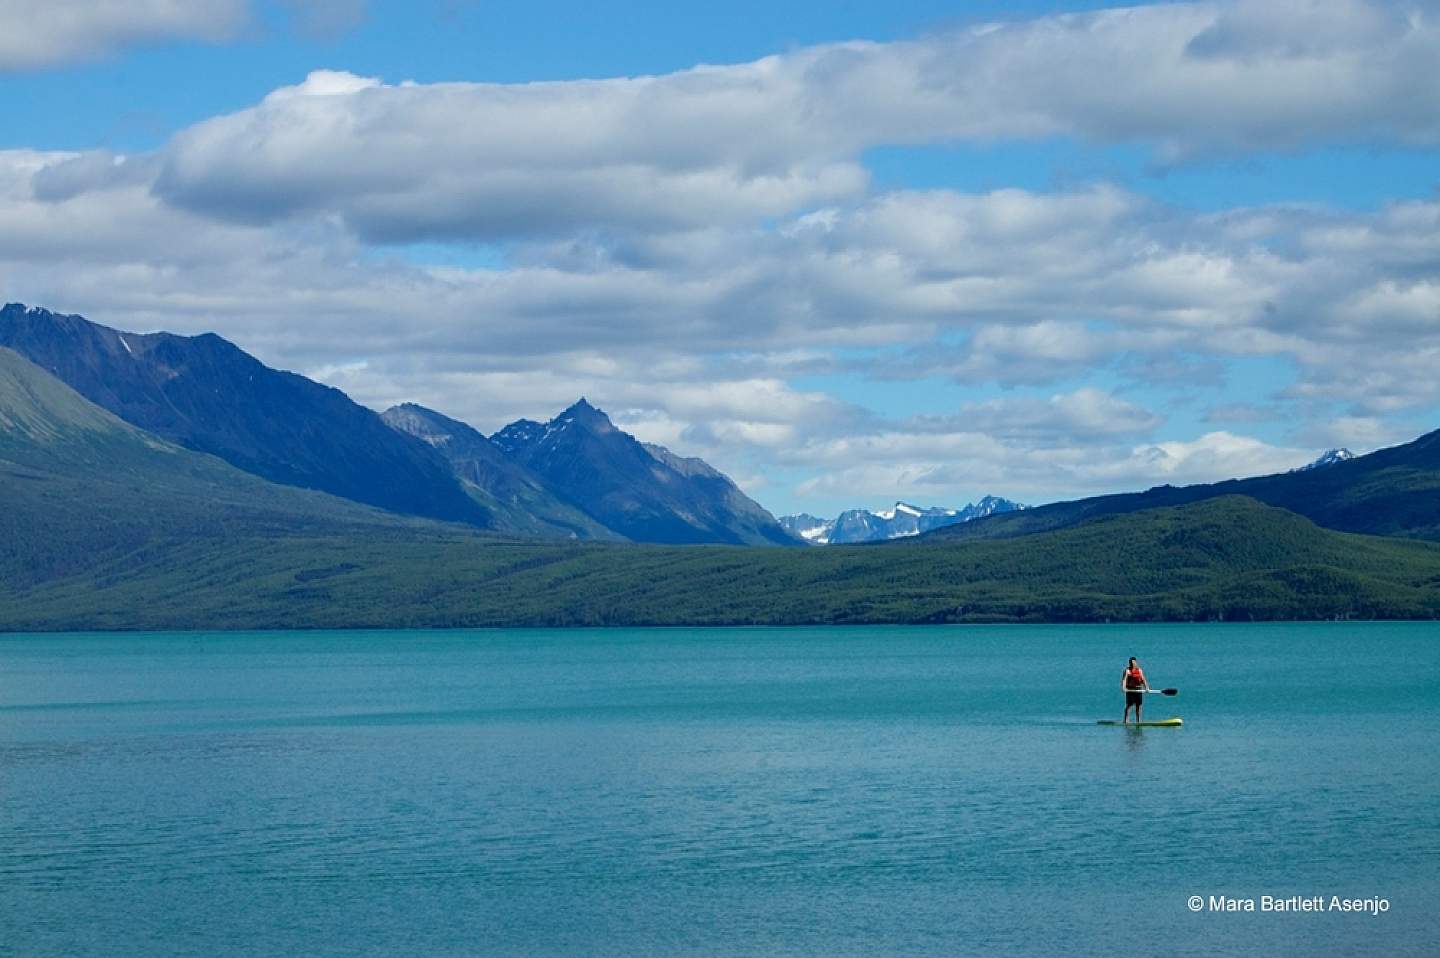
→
(2, 623, 1437, 956)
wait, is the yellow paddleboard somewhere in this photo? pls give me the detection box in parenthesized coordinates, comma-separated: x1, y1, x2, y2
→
(1096, 717, 1183, 727)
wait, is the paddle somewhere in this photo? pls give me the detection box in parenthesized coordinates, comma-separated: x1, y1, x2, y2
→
(1141, 688, 1179, 696)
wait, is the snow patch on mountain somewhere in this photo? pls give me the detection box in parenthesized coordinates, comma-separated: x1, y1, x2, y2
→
(780, 496, 1027, 545)
(490, 418, 545, 455)
(1293, 448, 1356, 472)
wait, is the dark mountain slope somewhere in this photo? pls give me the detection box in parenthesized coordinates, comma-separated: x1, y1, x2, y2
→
(491, 399, 796, 545)
(0, 346, 465, 590)
(640, 441, 797, 545)
(0, 303, 488, 526)
(923, 428, 1440, 544)
(381, 403, 620, 540)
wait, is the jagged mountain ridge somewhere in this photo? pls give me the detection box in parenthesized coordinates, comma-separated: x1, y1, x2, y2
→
(781, 514, 832, 543)
(380, 403, 619, 540)
(490, 399, 797, 545)
(782, 496, 1027, 544)
(0, 304, 788, 546)
(0, 303, 489, 527)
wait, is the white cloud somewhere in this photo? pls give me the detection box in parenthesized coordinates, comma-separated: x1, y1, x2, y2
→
(0, 0, 247, 70)
(150, 67, 871, 241)
(106, 0, 1440, 241)
(790, 428, 1314, 504)
(8, 146, 1440, 406)
(911, 388, 1164, 442)
(1303, 415, 1410, 451)
(4, 0, 1440, 514)
(6, 145, 1440, 454)
(1100, 431, 1312, 484)
(1185, 0, 1411, 60)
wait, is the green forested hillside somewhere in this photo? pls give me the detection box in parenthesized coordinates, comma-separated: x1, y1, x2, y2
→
(6, 495, 1440, 630)
(6, 346, 1440, 631)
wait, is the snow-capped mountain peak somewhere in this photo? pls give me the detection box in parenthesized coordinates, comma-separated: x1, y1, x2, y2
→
(780, 514, 833, 544)
(1294, 448, 1357, 472)
(876, 501, 926, 520)
(779, 496, 1027, 545)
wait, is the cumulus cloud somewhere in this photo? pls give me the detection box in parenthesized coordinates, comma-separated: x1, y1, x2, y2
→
(4, 1, 1439, 510)
(0, 157, 1307, 383)
(1299, 415, 1412, 451)
(120, 0, 1440, 240)
(0, 0, 248, 71)
(150, 67, 871, 241)
(6, 146, 1439, 473)
(1185, 0, 1411, 60)
(1101, 431, 1312, 484)
(909, 388, 1165, 442)
(790, 428, 1314, 504)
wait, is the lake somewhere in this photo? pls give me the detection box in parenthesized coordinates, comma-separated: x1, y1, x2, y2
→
(2, 623, 1437, 956)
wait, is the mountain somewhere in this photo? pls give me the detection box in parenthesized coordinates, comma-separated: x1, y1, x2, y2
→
(638, 441, 797, 543)
(963, 495, 1026, 521)
(8, 490, 1440, 629)
(1296, 448, 1356, 471)
(0, 346, 456, 590)
(922, 430, 1440, 544)
(491, 419, 546, 455)
(489, 399, 797, 545)
(780, 513, 833, 544)
(0, 303, 489, 527)
(380, 403, 619, 540)
(831, 502, 940, 543)
(783, 496, 1027, 544)
(6, 356, 1438, 627)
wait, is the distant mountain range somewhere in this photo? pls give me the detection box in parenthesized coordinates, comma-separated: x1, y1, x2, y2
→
(5, 312, 1440, 629)
(782, 497, 1026, 544)
(0, 303, 793, 546)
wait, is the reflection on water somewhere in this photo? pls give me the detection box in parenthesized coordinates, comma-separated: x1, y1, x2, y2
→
(1, 623, 1437, 958)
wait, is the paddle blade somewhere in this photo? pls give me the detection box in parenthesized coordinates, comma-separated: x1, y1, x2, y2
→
(1160, 688, 1179, 696)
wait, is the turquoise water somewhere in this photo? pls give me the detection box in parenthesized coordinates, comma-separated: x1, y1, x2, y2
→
(2, 623, 1437, 956)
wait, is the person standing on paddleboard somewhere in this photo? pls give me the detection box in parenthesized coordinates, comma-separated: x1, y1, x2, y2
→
(1121, 657, 1150, 724)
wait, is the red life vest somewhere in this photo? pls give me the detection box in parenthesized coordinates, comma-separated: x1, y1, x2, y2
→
(1124, 667, 1146, 690)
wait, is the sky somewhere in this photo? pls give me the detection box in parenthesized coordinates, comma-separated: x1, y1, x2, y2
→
(2, 0, 1438, 519)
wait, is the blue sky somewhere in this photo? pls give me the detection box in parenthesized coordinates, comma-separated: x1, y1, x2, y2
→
(3, 0, 1438, 518)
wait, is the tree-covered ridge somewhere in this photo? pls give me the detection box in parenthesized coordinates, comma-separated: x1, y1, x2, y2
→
(6, 496, 1439, 631)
